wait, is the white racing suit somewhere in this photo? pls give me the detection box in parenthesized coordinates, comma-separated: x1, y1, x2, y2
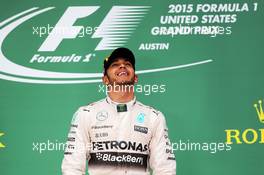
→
(62, 96, 176, 175)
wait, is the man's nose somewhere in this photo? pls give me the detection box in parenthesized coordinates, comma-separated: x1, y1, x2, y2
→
(119, 63, 125, 68)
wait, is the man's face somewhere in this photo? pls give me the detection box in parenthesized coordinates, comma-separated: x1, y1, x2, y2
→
(103, 58, 137, 85)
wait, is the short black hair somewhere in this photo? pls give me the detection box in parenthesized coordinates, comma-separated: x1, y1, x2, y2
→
(104, 47, 135, 75)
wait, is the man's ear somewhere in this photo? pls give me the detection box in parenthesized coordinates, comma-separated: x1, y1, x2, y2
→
(102, 75, 109, 85)
(134, 74, 138, 83)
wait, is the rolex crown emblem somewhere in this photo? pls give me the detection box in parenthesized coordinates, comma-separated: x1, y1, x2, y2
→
(0, 132, 5, 148)
(254, 100, 264, 123)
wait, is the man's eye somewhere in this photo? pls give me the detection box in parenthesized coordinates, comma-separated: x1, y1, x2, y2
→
(111, 63, 118, 67)
(125, 63, 132, 66)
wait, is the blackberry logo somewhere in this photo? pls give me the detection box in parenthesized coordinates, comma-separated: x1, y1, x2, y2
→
(96, 153, 103, 159)
(95, 152, 144, 165)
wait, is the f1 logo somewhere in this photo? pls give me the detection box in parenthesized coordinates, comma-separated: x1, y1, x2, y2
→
(38, 6, 149, 51)
(0, 132, 5, 148)
(38, 6, 99, 52)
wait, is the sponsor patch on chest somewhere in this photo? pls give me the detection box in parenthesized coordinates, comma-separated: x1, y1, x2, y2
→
(134, 125, 148, 134)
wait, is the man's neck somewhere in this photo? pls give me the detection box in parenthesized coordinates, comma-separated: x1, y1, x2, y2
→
(107, 85, 135, 103)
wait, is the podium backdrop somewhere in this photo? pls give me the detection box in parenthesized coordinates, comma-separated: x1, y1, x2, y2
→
(0, 0, 263, 174)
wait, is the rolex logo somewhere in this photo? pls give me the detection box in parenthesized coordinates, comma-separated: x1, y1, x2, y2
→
(225, 99, 264, 145)
(254, 100, 264, 123)
(0, 132, 5, 148)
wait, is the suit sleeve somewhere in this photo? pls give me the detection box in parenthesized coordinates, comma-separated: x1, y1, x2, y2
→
(149, 112, 176, 175)
(61, 107, 91, 175)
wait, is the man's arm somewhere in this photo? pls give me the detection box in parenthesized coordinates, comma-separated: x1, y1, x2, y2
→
(149, 112, 176, 175)
(61, 107, 91, 175)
